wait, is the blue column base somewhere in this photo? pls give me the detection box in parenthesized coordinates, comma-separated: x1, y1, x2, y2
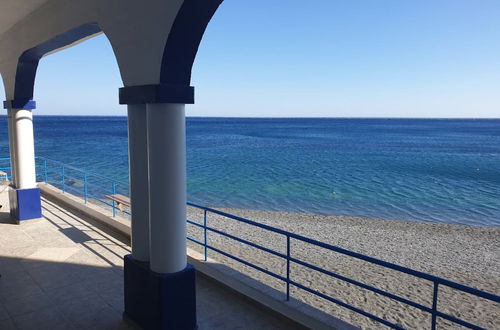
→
(8, 187, 42, 222)
(124, 254, 197, 330)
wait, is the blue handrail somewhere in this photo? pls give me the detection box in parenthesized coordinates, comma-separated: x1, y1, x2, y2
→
(186, 203, 499, 330)
(33, 156, 130, 217)
(2, 156, 499, 329)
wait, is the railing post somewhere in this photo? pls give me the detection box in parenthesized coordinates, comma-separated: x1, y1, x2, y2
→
(112, 182, 117, 217)
(204, 210, 208, 261)
(83, 173, 88, 204)
(43, 159, 48, 183)
(61, 165, 65, 193)
(431, 281, 439, 330)
(286, 235, 291, 301)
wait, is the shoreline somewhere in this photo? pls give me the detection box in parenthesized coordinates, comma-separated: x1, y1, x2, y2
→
(187, 206, 500, 329)
(203, 204, 500, 227)
(191, 202, 500, 228)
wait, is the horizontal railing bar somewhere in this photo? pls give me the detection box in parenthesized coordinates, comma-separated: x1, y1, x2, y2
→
(289, 279, 405, 329)
(190, 211, 435, 315)
(188, 219, 289, 261)
(37, 157, 128, 186)
(434, 279, 500, 303)
(435, 310, 486, 330)
(188, 202, 292, 235)
(205, 225, 289, 260)
(289, 256, 433, 313)
(190, 203, 500, 303)
(85, 194, 129, 216)
(85, 182, 117, 193)
(190, 213, 435, 316)
(187, 219, 204, 229)
(207, 245, 287, 283)
(63, 174, 82, 183)
(86, 193, 120, 209)
(187, 236, 205, 246)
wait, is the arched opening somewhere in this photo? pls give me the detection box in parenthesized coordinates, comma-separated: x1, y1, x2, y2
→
(0, 76, 7, 154)
(0, 75, 13, 185)
(33, 33, 128, 179)
(21, 31, 132, 219)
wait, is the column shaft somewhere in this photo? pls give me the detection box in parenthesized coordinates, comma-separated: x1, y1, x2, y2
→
(147, 103, 187, 274)
(7, 109, 17, 185)
(127, 104, 150, 261)
(13, 109, 37, 189)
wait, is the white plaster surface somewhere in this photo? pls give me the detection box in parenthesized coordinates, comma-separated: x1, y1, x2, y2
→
(0, 0, 185, 97)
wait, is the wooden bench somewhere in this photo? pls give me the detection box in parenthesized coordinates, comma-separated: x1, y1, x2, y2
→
(106, 194, 130, 211)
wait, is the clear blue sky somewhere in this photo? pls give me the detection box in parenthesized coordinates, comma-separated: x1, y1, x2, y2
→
(1, 0, 500, 117)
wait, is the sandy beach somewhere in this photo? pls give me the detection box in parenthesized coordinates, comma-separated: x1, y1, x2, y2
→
(187, 207, 500, 329)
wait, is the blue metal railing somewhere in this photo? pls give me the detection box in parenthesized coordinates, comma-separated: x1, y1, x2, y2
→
(185, 203, 500, 330)
(0, 157, 14, 180)
(2, 156, 499, 329)
(34, 156, 130, 217)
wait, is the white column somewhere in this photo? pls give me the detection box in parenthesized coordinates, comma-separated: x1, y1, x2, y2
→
(147, 103, 187, 274)
(13, 109, 37, 189)
(7, 109, 17, 186)
(127, 104, 150, 261)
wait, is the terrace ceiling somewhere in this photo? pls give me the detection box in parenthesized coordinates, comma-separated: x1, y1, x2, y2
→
(0, 0, 49, 38)
(0, 0, 222, 102)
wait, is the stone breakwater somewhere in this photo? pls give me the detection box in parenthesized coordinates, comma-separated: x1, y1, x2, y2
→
(187, 207, 500, 329)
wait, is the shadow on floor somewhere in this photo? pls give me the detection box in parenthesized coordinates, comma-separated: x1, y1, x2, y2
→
(0, 256, 135, 330)
(0, 197, 304, 330)
(0, 255, 303, 330)
(0, 212, 13, 225)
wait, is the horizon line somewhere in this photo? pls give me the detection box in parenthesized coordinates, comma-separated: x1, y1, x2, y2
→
(0, 114, 499, 120)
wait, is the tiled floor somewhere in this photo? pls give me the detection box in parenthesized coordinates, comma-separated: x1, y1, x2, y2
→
(0, 192, 301, 329)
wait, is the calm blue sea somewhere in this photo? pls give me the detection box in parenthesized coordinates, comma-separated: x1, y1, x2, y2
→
(1, 116, 499, 226)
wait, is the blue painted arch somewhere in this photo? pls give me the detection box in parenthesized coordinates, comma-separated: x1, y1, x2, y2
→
(119, 0, 224, 105)
(160, 0, 224, 86)
(6, 0, 225, 108)
(5, 23, 102, 109)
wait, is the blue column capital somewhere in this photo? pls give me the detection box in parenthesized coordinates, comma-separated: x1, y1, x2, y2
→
(119, 84, 194, 105)
(3, 99, 36, 110)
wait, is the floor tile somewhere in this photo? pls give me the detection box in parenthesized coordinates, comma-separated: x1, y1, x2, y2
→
(12, 306, 75, 330)
(4, 290, 53, 317)
(0, 270, 44, 303)
(0, 317, 17, 330)
(0, 301, 10, 320)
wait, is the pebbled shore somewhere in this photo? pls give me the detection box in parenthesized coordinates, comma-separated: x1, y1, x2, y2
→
(187, 207, 500, 329)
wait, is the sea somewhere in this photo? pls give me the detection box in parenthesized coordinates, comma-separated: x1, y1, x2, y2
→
(1, 116, 499, 226)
